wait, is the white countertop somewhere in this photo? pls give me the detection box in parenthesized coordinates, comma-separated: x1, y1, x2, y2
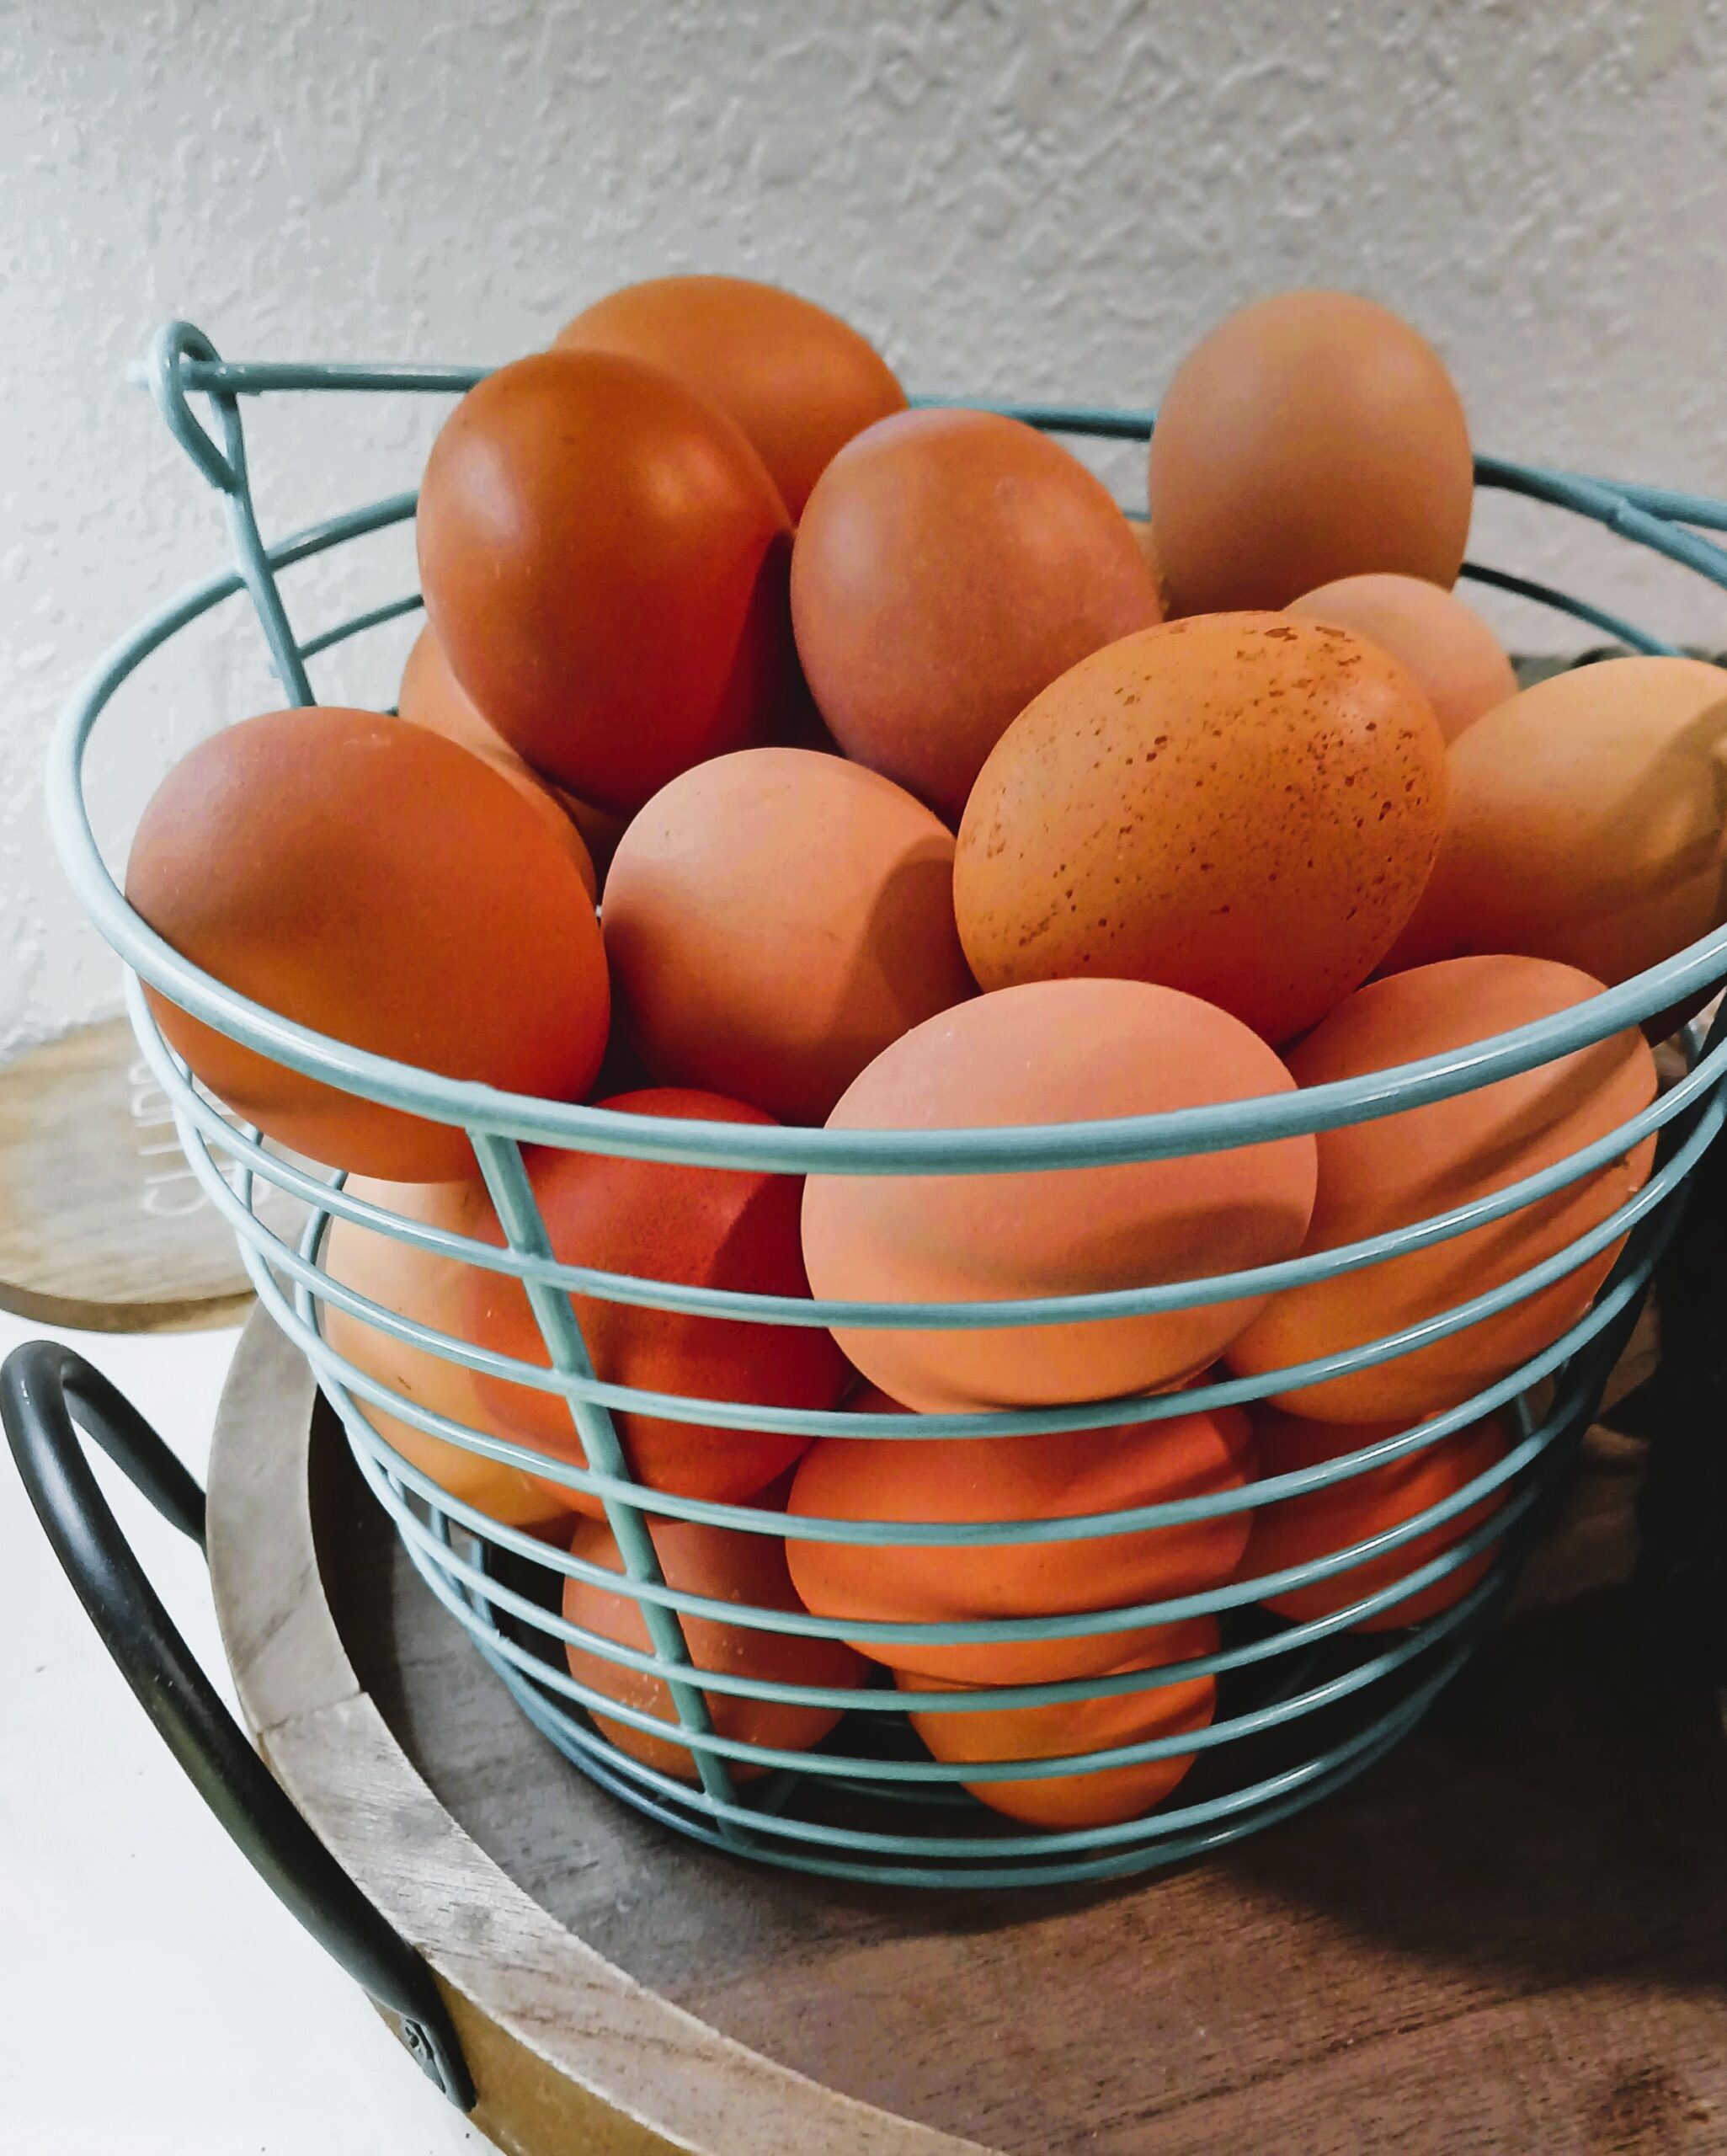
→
(0, 1309, 485, 2155)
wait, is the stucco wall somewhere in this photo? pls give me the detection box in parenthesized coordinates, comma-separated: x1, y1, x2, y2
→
(5, 0, 1726, 1053)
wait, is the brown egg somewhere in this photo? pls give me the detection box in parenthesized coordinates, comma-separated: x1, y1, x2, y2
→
(786, 1389, 1255, 1682)
(955, 613, 1449, 1043)
(1149, 291, 1474, 616)
(602, 748, 976, 1124)
(1287, 573, 1516, 744)
(125, 707, 610, 1179)
(1226, 957, 1657, 1422)
(397, 627, 597, 896)
(555, 274, 906, 520)
(562, 1516, 870, 1784)
(319, 1177, 570, 1531)
(791, 408, 1162, 823)
(417, 349, 794, 814)
(1386, 656, 1727, 988)
(900, 1618, 1219, 1829)
(800, 978, 1317, 1412)
(1240, 1405, 1511, 1632)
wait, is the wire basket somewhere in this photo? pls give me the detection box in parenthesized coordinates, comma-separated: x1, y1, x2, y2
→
(50, 318, 1727, 1890)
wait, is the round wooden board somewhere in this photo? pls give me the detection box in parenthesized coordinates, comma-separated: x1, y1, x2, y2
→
(207, 1312, 1727, 2156)
(0, 1017, 307, 1332)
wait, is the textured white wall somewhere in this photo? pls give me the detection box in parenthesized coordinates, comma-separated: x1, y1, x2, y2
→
(5, 0, 1727, 1055)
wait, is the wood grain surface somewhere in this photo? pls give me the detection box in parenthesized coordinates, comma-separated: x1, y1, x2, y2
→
(210, 1311, 1727, 2156)
(0, 1017, 304, 1331)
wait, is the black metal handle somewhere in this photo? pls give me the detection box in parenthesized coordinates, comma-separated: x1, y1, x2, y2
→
(0, 1340, 473, 2111)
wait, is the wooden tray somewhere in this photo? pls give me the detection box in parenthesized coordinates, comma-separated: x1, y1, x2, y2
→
(0, 1018, 303, 1332)
(209, 1312, 1727, 2156)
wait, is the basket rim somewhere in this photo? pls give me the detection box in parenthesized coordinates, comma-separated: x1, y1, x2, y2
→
(47, 394, 1727, 1175)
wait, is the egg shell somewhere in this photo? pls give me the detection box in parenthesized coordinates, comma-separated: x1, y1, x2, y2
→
(1287, 573, 1516, 744)
(562, 1516, 870, 1784)
(954, 613, 1449, 1044)
(1240, 1406, 1512, 1631)
(800, 978, 1318, 1412)
(791, 408, 1162, 824)
(463, 1088, 847, 1516)
(1149, 289, 1474, 616)
(397, 627, 598, 895)
(125, 707, 610, 1181)
(601, 749, 976, 1126)
(556, 274, 906, 520)
(899, 1617, 1218, 1828)
(1385, 656, 1727, 990)
(1225, 956, 1657, 1422)
(786, 1389, 1254, 1683)
(417, 349, 795, 814)
(319, 1177, 570, 1532)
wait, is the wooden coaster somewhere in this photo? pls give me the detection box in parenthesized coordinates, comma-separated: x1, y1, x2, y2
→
(208, 1315, 1727, 2156)
(0, 1017, 303, 1333)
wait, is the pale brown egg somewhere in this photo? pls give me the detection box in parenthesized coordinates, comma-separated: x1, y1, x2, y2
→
(1386, 655, 1727, 987)
(602, 748, 976, 1124)
(1287, 573, 1516, 744)
(800, 978, 1317, 1412)
(1225, 956, 1657, 1422)
(320, 1177, 571, 1531)
(1149, 291, 1474, 616)
(955, 613, 1449, 1043)
(791, 408, 1162, 823)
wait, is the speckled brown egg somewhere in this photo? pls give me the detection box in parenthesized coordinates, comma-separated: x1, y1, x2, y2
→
(954, 612, 1449, 1044)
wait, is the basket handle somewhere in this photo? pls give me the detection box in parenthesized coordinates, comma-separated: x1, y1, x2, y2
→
(0, 1340, 473, 2111)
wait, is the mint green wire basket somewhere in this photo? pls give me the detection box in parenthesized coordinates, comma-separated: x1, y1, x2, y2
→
(48, 318, 1727, 1888)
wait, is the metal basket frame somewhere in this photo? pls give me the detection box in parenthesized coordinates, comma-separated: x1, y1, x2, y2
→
(48, 316, 1727, 1886)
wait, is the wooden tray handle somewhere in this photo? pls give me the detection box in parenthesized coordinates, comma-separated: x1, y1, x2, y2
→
(0, 1339, 473, 2112)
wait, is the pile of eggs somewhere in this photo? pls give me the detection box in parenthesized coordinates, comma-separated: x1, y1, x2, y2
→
(126, 276, 1727, 1830)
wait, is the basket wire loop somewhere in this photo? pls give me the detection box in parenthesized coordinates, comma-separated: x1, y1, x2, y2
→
(170, 1069, 1727, 1462)
(147, 322, 315, 707)
(117, 966, 1726, 1480)
(51, 319, 1727, 1884)
(132, 963, 1676, 1632)
(125, 978, 1727, 1330)
(366, 1433, 1532, 1727)
(129, 963, 1689, 1582)
(240, 1059, 1666, 1662)
(1456, 563, 1677, 658)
